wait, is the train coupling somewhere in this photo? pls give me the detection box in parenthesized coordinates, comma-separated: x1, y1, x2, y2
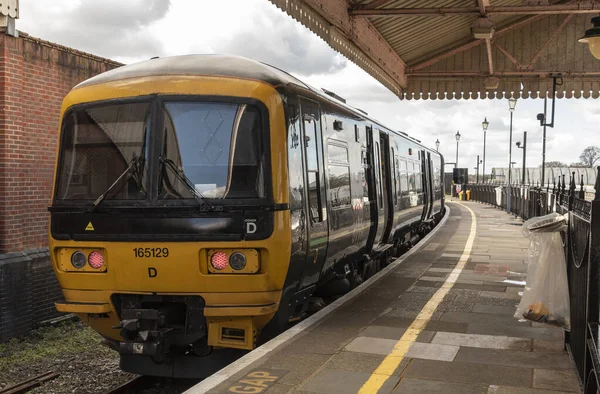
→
(114, 308, 173, 357)
(111, 294, 207, 360)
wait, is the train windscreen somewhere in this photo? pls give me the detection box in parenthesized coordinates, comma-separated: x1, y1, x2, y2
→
(160, 102, 266, 200)
(54, 100, 267, 206)
(55, 102, 151, 201)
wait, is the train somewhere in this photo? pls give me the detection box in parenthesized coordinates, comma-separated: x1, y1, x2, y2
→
(48, 54, 445, 378)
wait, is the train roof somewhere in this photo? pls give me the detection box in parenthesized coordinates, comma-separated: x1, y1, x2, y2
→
(74, 54, 438, 155)
(74, 54, 308, 90)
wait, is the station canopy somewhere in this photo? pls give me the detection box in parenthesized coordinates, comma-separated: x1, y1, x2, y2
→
(269, 0, 600, 100)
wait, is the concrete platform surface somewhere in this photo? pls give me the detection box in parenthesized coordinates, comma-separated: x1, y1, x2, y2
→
(187, 201, 580, 394)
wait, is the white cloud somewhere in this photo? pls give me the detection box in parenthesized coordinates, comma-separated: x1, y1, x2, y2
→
(19, 0, 170, 59)
(17, 0, 600, 177)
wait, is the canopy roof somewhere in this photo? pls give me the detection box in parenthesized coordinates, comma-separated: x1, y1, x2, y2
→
(270, 0, 600, 99)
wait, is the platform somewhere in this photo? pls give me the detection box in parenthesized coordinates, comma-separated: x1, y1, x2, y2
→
(188, 201, 580, 394)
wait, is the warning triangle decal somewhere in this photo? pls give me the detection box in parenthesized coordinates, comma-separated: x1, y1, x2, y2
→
(85, 222, 95, 231)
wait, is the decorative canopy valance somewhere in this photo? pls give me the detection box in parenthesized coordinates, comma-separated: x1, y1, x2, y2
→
(270, 0, 600, 100)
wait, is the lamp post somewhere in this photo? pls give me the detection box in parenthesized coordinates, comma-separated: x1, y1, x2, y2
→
(435, 139, 440, 152)
(507, 97, 517, 214)
(455, 131, 461, 168)
(516, 131, 527, 185)
(482, 117, 489, 183)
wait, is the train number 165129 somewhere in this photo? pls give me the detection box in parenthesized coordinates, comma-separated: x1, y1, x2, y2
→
(133, 247, 169, 258)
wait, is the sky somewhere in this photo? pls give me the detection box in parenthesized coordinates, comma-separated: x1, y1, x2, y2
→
(17, 0, 600, 178)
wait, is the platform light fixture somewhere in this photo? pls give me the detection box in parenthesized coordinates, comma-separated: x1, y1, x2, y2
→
(435, 139, 440, 151)
(455, 131, 461, 168)
(482, 117, 489, 131)
(579, 16, 600, 60)
(508, 97, 518, 112)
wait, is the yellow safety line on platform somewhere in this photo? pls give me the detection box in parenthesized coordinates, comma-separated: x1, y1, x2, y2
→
(358, 202, 477, 394)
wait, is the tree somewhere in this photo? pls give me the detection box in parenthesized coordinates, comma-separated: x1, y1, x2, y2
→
(542, 161, 567, 168)
(579, 146, 600, 167)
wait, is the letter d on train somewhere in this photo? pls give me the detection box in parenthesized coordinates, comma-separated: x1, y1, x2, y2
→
(245, 219, 257, 234)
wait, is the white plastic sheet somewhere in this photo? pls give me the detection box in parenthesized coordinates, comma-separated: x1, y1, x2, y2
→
(515, 213, 571, 330)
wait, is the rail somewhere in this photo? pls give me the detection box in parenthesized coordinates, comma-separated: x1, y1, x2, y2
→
(101, 376, 143, 394)
(469, 167, 600, 394)
(0, 371, 59, 394)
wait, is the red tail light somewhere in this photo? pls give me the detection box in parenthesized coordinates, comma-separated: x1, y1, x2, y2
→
(211, 252, 228, 270)
(88, 251, 105, 269)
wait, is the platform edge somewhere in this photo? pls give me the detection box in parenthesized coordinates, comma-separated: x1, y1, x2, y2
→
(185, 205, 452, 394)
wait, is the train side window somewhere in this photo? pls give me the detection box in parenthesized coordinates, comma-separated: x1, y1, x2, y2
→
(287, 105, 303, 212)
(328, 142, 348, 164)
(414, 162, 422, 193)
(329, 165, 351, 209)
(395, 155, 400, 204)
(304, 114, 322, 222)
(307, 172, 320, 222)
(391, 149, 397, 205)
(400, 159, 408, 195)
(409, 163, 416, 192)
(304, 116, 318, 172)
(362, 126, 368, 148)
(361, 149, 369, 199)
(327, 142, 350, 209)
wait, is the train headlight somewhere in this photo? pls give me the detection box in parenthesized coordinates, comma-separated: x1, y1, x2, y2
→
(88, 251, 105, 269)
(70, 251, 87, 269)
(210, 252, 229, 270)
(229, 252, 247, 270)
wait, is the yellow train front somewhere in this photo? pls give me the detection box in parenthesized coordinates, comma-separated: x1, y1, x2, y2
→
(49, 54, 445, 378)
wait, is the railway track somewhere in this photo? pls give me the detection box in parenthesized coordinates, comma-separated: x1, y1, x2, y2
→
(101, 376, 145, 394)
(0, 372, 199, 394)
(0, 371, 59, 394)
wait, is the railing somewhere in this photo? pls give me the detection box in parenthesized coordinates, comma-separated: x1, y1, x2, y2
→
(469, 168, 600, 394)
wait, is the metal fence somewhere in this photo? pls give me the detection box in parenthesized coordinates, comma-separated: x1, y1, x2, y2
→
(469, 168, 600, 394)
(488, 166, 598, 187)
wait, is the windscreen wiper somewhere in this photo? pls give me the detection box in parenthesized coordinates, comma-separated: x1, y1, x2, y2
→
(159, 156, 218, 211)
(89, 156, 145, 212)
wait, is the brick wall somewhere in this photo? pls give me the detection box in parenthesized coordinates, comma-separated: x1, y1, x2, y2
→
(0, 248, 64, 341)
(0, 30, 121, 340)
(0, 31, 122, 253)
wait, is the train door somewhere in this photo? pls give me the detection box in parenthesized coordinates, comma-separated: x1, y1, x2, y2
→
(426, 152, 435, 219)
(420, 150, 429, 221)
(365, 126, 378, 252)
(372, 129, 391, 247)
(379, 133, 393, 243)
(298, 98, 328, 289)
(440, 156, 446, 209)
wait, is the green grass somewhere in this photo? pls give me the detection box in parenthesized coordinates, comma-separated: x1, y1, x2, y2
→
(0, 320, 113, 370)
